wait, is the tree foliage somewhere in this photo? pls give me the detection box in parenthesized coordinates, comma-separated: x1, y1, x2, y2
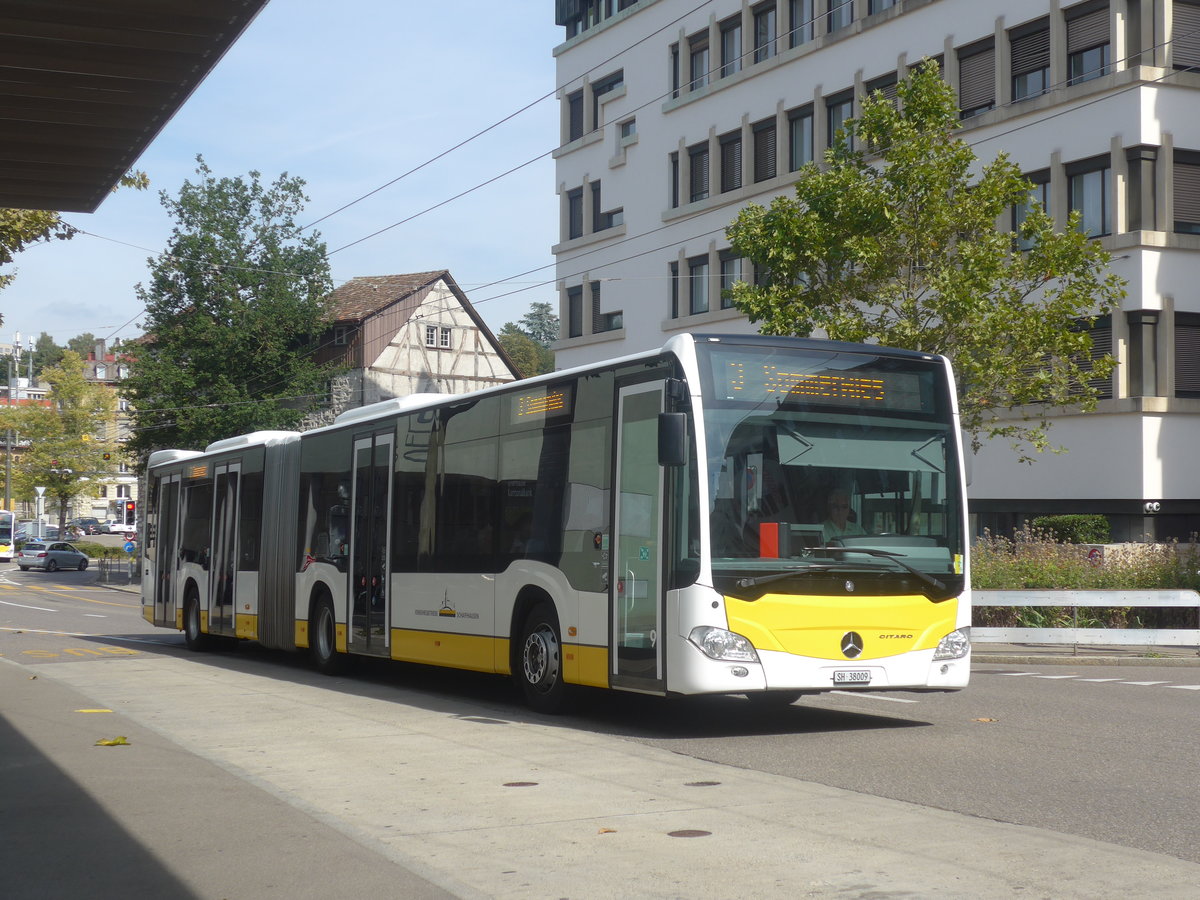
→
(122, 157, 337, 458)
(726, 61, 1125, 460)
(497, 302, 558, 377)
(0, 351, 116, 530)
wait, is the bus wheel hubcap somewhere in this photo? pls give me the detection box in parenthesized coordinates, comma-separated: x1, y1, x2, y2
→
(523, 626, 558, 690)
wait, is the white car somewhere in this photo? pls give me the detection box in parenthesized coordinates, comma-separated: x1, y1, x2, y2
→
(107, 521, 137, 536)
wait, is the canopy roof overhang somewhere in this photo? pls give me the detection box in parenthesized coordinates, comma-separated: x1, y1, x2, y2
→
(0, 0, 270, 213)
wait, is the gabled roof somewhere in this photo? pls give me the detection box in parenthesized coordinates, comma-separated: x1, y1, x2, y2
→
(0, 0, 270, 213)
(327, 270, 519, 375)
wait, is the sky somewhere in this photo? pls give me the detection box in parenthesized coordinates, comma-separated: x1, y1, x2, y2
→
(1, 0, 565, 351)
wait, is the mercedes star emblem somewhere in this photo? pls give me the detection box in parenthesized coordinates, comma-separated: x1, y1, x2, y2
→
(841, 631, 864, 659)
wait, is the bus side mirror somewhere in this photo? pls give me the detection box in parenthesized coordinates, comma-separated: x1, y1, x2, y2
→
(658, 413, 687, 467)
(961, 430, 972, 487)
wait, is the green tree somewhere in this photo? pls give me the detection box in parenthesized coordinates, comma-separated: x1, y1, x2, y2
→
(498, 325, 554, 378)
(726, 61, 1125, 461)
(122, 157, 336, 458)
(0, 351, 116, 532)
(517, 301, 560, 346)
(32, 332, 64, 377)
(67, 333, 98, 360)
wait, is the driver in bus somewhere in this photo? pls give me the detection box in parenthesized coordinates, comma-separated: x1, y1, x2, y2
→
(822, 488, 865, 544)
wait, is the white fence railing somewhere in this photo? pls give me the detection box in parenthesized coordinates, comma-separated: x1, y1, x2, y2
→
(973, 590, 1200, 648)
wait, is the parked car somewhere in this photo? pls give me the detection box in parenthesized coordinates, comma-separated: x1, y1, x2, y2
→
(17, 541, 89, 572)
(106, 521, 137, 536)
(70, 516, 101, 534)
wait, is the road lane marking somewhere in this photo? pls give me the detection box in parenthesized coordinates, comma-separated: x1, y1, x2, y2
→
(1166, 685, 1200, 690)
(1033, 675, 1079, 679)
(1077, 678, 1124, 682)
(83, 613, 106, 618)
(75, 709, 114, 713)
(0, 626, 178, 646)
(1120, 681, 1171, 686)
(0, 599, 57, 612)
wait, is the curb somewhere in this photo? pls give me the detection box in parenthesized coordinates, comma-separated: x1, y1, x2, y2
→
(975, 654, 1200, 666)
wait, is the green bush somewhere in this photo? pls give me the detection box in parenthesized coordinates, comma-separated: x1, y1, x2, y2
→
(1029, 514, 1111, 544)
(972, 524, 1200, 629)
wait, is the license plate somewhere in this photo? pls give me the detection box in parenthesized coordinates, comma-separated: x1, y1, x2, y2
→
(833, 670, 871, 685)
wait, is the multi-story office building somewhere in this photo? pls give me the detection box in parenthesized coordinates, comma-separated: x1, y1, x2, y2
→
(551, 0, 1200, 540)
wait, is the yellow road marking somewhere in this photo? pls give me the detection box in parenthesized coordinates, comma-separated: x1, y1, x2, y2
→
(75, 709, 113, 713)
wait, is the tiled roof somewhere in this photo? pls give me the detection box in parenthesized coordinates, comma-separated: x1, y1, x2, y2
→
(327, 271, 448, 321)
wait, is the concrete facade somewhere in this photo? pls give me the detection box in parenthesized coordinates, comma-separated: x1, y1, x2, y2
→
(551, 0, 1200, 540)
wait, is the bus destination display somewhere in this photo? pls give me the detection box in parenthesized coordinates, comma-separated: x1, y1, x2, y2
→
(715, 357, 929, 412)
(509, 383, 574, 425)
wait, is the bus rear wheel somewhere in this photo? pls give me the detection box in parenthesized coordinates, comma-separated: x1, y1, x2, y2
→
(517, 601, 568, 714)
(310, 596, 345, 675)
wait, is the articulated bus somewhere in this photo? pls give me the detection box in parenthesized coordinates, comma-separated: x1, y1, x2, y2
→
(0, 510, 15, 560)
(141, 334, 970, 711)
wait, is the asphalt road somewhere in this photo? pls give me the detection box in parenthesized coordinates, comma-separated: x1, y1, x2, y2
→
(2, 567, 1198, 897)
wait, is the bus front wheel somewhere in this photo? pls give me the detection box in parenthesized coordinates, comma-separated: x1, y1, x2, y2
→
(183, 593, 208, 651)
(517, 602, 568, 714)
(310, 597, 345, 675)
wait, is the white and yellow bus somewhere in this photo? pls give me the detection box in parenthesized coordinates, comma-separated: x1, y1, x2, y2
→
(141, 334, 971, 711)
(0, 509, 16, 560)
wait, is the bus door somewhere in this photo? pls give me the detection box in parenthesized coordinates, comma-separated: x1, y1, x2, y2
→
(350, 431, 393, 657)
(153, 474, 182, 628)
(208, 461, 240, 636)
(611, 380, 667, 692)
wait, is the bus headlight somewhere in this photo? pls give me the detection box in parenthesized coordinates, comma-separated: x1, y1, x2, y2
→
(933, 627, 971, 660)
(689, 626, 759, 662)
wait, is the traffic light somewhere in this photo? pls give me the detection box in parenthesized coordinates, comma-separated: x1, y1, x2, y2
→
(125, 500, 136, 514)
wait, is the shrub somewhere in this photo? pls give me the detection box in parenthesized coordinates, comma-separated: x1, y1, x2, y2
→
(1029, 514, 1111, 544)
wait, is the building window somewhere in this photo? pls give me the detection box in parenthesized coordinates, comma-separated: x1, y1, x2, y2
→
(567, 187, 583, 239)
(670, 152, 680, 208)
(567, 90, 584, 142)
(866, 73, 899, 108)
(1066, 1, 1110, 84)
(567, 286, 584, 338)
(670, 261, 680, 317)
(827, 92, 853, 148)
(592, 282, 623, 332)
(1013, 170, 1051, 249)
(591, 181, 603, 232)
(720, 15, 742, 77)
(1068, 156, 1112, 237)
(753, 118, 777, 182)
(591, 70, 623, 130)
(118, 399, 130, 412)
(957, 39, 995, 118)
(828, 0, 853, 32)
(719, 252, 744, 309)
(620, 118, 636, 140)
(1082, 316, 1114, 399)
(720, 131, 743, 193)
(1174, 0, 1200, 71)
(1174, 153, 1200, 234)
(333, 324, 353, 345)
(788, 105, 814, 171)
(1011, 19, 1050, 100)
(95, 364, 107, 380)
(688, 32, 709, 91)
(869, 0, 897, 13)
(689, 142, 710, 202)
(1175, 313, 1200, 397)
(688, 255, 710, 315)
(117, 484, 131, 499)
(789, 0, 814, 47)
(425, 325, 452, 349)
(670, 43, 680, 99)
(98, 486, 107, 499)
(753, 2, 777, 62)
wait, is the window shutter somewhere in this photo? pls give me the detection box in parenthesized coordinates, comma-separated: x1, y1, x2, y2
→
(1175, 319, 1200, 395)
(690, 146, 710, 201)
(1086, 322, 1113, 398)
(1011, 26, 1050, 75)
(754, 123, 777, 182)
(1175, 2, 1200, 69)
(1175, 162, 1200, 224)
(721, 136, 742, 192)
(568, 92, 583, 141)
(1067, 7, 1108, 54)
(590, 282, 602, 333)
(958, 46, 995, 110)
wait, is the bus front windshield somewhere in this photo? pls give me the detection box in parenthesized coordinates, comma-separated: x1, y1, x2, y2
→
(697, 342, 964, 598)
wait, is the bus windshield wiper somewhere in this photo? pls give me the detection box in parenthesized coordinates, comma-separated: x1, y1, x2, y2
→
(734, 564, 838, 589)
(820, 546, 954, 602)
